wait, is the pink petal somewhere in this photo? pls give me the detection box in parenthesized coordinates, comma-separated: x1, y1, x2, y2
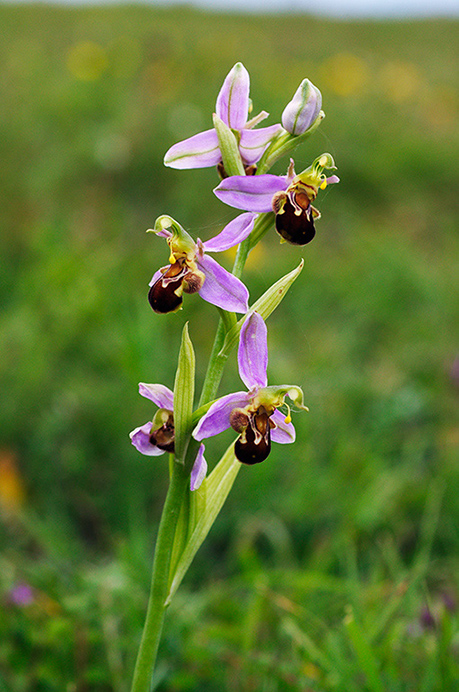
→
(282, 79, 322, 136)
(149, 268, 163, 287)
(239, 124, 283, 165)
(163, 129, 221, 169)
(202, 212, 256, 253)
(193, 392, 251, 441)
(196, 254, 249, 314)
(214, 174, 288, 213)
(130, 422, 166, 456)
(270, 409, 296, 443)
(190, 444, 207, 491)
(216, 62, 250, 130)
(138, 383, 174, 409)
(238, 312, 268, 390)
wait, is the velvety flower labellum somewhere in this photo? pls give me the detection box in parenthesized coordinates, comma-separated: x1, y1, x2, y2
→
(193, 312, 308, 465)
(148, 260, 189, 314)
(273, 193, 316, 246)
(149, 409, 175, 453)
(234, 405, 274, 465)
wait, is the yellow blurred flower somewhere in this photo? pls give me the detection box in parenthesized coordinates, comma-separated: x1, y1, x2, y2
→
(320, 52, 369, 97)
(303, 661, 321, 680)
(0, 450, 25, 516)
(67, 41, 108, 81)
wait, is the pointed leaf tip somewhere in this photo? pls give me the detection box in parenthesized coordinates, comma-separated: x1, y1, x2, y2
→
(173, 323, 196, 464)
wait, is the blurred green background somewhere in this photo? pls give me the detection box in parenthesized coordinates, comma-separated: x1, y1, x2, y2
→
(0, 5, 458, 690)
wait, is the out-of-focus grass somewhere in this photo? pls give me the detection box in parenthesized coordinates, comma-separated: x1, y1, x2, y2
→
(0, 5, 458, 690)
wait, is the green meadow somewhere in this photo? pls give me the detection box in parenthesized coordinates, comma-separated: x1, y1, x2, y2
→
(0, 4, 458, 690)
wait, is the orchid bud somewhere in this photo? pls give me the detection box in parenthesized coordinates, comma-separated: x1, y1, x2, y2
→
(282, 79, 322, 136)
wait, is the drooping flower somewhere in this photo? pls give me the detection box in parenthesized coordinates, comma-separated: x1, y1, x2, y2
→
(130, 383, 207, 491)
(163, 63, 282, 174)
(214, 154, 339, 246)
(148, 213, 255, 314)
(281, 78, 323, 136)
(193, 312, 308, 465)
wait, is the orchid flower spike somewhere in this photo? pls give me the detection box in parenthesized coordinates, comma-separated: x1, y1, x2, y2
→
(129, 383, 207, 491)
(193, 312, 308, 465)
(147, 213, 256, 314)
(214, 154, 339, 246)
(164, 63, 282, 174)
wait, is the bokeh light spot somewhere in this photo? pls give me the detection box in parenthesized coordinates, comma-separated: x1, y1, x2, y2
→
(67, 41, 109, 81)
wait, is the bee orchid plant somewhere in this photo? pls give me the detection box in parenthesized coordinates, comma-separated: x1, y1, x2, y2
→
(129, 62, 338, 692)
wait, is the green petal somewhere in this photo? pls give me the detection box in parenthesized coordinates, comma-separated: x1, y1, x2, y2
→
(149, 215, 196, 257)
(258, 384, 308, 411)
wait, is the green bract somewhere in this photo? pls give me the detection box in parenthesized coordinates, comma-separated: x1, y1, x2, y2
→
(213, 113, 246, 177)
(173, 323, 195, 464)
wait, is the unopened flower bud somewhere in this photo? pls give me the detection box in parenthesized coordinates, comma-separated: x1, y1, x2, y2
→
(282, 79, 322, 136)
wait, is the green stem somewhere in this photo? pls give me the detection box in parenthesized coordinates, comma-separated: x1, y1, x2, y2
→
(233, 213, 273, 278)
(197, 319, 228, 407)
(232, 238, 250, 279)
(130, 462, 190, 692)
(247, 213, 274, 251)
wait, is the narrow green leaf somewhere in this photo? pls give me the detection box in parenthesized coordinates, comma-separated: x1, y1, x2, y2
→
(166, 442, 241, 604)
(344, 606, 384, 692)
(282, 617, 335, 676)
(219, 259, 304, 357)
(173, 323, 195, 464)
